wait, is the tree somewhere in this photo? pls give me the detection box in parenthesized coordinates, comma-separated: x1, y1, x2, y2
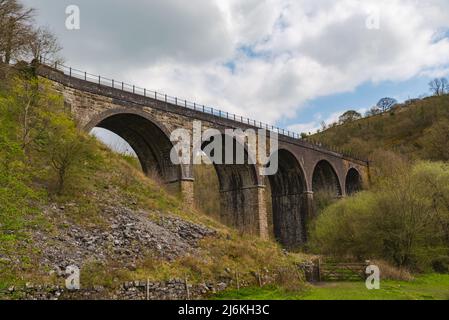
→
(39, 114, 95, 194)
(429, 78, 449, 96)
(0, 0, 35, 64)
(0, 1, 62, 64)
(365, 106, 382, 117)
(28, 26, 63, 63)
(320, 121, 327, 131)
(310, 161, 449, 269)
(377, 97, 398, 112)
(339, 110, 362, 124)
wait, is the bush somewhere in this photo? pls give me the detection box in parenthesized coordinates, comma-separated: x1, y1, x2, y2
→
(310, 162, 449, 271)
(431, 256, 449, 274)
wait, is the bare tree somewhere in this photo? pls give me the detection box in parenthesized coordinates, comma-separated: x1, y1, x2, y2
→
(365, 106, 382, 117)
(429, 78, 449, 96)
(320, 121, 327, 131)
(0, 1, 62, 65)
(377, 97, 398, 112)
(0, 0, 35, 64)
(28, 26, 63, 63)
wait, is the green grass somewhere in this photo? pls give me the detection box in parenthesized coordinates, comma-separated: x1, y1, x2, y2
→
(213, 274, 449, 300)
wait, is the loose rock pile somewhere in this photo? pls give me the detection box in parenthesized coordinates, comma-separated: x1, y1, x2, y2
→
(34, 204, 216, 276)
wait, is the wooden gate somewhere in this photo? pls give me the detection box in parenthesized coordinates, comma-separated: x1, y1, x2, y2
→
(300, 260, 370, 282)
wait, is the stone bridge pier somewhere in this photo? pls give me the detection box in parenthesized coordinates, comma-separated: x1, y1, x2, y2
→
(37, 63, 369, 249)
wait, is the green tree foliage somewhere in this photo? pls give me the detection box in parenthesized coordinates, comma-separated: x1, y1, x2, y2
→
(38, 114, 96, 194)
(0, 68, 96, 194)
(338, 110, 362, 124)
(310, 161, 449, 271)
(0, 69, 42, 247)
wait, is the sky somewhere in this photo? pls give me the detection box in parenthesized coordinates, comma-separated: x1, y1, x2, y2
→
(23, 0, 449, 137)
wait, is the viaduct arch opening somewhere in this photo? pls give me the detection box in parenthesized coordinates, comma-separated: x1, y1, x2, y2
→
(199, 134, 263, 235)
(312, 160, 342, 197)
(345, 168, 362, 196)
(267, 149, 308, 248)
(87, 112, 182, 184)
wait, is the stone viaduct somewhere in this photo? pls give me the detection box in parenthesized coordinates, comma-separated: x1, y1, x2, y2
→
(36, 63, 369, 248)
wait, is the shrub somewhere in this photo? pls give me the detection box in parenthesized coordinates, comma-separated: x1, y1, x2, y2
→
(310, 162, 449, 271)
(431, 256, 449, 274)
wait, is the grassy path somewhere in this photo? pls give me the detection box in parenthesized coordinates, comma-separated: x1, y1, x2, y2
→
(213, 274, 449, 300)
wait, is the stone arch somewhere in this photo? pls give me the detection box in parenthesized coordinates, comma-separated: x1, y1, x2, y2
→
(345, 168, 363, 196)
(200, 133, 263, 235)
(268, 149, 308, 248)
(312, 160, 342, 197)
(85, 109, 182, 183)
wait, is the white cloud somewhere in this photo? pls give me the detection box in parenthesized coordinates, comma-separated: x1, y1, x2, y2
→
(27, 0, 449, 127)
(288, 107, 368, 134)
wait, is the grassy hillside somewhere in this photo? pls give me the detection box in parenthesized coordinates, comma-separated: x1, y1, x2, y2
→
(312, 95, 449, 161)
(0, 64, 307, 297)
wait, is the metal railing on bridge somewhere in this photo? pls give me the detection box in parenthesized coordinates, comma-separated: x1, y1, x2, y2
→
(37, 57, 367, 163)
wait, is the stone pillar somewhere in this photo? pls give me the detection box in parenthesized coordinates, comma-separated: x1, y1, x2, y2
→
(301, 191, 314, 242)
(219, 185, 269, 239)
(179, 179, 195, 209)
(165, 179, 195, 209)
(255, 186, 269, 240)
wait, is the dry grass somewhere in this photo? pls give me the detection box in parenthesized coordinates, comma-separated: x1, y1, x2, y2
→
(372, 259, 414, 281)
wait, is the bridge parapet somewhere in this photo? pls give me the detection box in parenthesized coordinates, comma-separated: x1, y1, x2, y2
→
(35, 60, 368, 165)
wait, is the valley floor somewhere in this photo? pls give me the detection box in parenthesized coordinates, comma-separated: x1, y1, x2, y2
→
(213, 274, 449, 300)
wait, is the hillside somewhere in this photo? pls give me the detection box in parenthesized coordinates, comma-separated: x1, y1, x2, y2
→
(307, 93, 449, 276)
(0, 64, 306, 299)
(311, 95, 449, 162)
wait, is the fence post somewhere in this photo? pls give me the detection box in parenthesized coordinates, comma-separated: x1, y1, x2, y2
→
(317, 259, 321, 282)
(84, 72, 87, 81)
(235, 270, 240, 290)
(144, 88, 146, 97)
(146, 278, 150, 301)
(69, 67, 72, 77)
(185, 276, 190, 300)
(98, 75, 101, 85)
(112, 79, 114, 88)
